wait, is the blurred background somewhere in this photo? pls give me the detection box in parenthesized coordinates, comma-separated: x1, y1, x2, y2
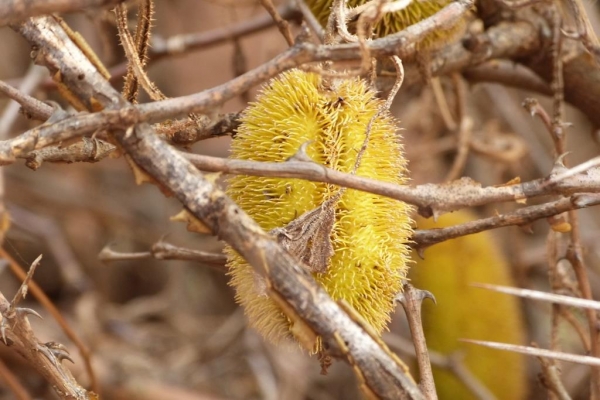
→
(1, 0, 600, 399)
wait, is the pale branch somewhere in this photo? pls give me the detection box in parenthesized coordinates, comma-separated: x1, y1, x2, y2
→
(98, 241, 227, 270)
(0, 0, 122, 26)
(538, 357, 572, 400)
(3, 103, 600, 215)
(259, 0, 294, 46)
(528, 63, 600, 397)
(462, 340, 600, 368)
(412, 194, 600, 249)
(15, 15, 424, 400)
(396, 285, 437, 400)
(0, 78, 53, 121)
(0, 65, 47, 139)
(0, 78, 239, 149)
(473, 283, 600, 311)
(135, 0, 471, 122)
(2, 12, 549, 164)
(183, 152, 600, 216)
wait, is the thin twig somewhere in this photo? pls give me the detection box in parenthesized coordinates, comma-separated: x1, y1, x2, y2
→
(0, 65, 47, 139)
(538, 356, 572, 400)
(445, 75, 471, 181)
(259, 0, 294, 46)
(98, 241, 227, 270)
(412, 194, 600, 249)
(10, 255, 42, 308)
(0, 78, 53, 122)
(183, 152, 600, 217)
(396, 285, 438, 400)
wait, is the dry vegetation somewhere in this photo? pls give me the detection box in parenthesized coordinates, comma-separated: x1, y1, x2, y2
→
(1, 0, 600, 399)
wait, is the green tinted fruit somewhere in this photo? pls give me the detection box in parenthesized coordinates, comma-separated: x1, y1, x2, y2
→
(410, 211, 528, 399)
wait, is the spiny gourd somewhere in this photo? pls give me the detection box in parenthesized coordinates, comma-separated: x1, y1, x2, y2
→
(226, 69, 413, 350)
(410, 211, 528, 399)
(305, 0, 465, 49)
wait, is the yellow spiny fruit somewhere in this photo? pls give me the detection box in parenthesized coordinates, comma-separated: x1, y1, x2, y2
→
(226, 69, 413, 349)
(306, 0, 464, 49)
(410, 211, 527, 399)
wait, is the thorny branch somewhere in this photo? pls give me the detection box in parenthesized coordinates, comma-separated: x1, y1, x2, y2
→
(0, 248, 98, 395)
(0, 256, 92, 400)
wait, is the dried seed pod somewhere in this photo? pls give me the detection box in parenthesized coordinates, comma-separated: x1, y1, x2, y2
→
(410, 211, 528, 399)
(226, 69, 413, 350)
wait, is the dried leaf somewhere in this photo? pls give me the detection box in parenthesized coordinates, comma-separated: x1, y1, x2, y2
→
(515, 197, 527, 205)
(497, 176, 521, 186)
(270, 198, 336, 274)
(550, 221, 572, 233)
(170, 209, 212, 234)
(269, 289, 318, 351)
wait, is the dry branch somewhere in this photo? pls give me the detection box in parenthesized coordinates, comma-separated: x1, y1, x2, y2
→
(0, 248, 97, 395)
(0, 78, 53, 121)
(98, 241, 227, 270)
(412, 194, 600, 248)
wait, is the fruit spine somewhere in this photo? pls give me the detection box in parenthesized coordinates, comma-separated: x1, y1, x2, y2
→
(226, 69, 413, 348)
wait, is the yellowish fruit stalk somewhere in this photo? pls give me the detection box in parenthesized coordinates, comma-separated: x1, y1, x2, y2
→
(410, 211, 528, 399)
(226, 69, 413, 349)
